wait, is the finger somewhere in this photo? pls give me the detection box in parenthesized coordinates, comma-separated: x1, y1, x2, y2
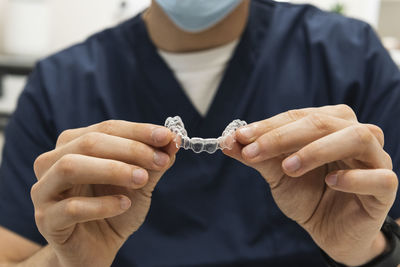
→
(163, 134, 180, 155)
(222, 140, 276, 177)
(325, 169, 398, 203)
(282, 125, 392, 177)
(236, 104, 357, 145)
(31, 154, 148, 204)
(56, 120, 172, 148)
(43, 195, 131, 231)
(240, 114, 355, 163)
(365, 124, 384, 147)
(35, 132, 171, 178)
(222, 140, 245, 163)
(162, 140, 179, 168)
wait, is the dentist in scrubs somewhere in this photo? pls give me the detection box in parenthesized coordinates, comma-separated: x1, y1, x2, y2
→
(0, 0, 400, 266)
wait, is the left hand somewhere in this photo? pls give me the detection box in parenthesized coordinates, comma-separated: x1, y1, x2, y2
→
(223, 105, 398, 266)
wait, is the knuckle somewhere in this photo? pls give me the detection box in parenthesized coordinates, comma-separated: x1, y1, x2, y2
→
(370, 124, 384, 137)
(367, 124, 385, 145)
(57, 129, 74, 146)
(308, 113, 331, 132)
(352, 125, 374, 146)
(56, 154, 77, 177)
(33, 152, 50, 177)
(107, 160, 121, 171)
(107, 161, 127, 181)
(129, 141, 152, 162)
(97, 120, 117, 135)
(30, 182, 40, 203)
(34, 208, 46, 226)
(128, 140, 140, 155)
(64, 199, 81, 220)
(286, 109, 305, 122)
(78, 132, 101, 154)
(337, 104, 357, 120)
(381, 170, 398, 192)
(383, 151, 393, 169)
(269, 129, 284, 148)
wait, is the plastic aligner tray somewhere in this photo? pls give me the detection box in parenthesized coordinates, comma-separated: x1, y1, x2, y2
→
(164, 116, 247, 154)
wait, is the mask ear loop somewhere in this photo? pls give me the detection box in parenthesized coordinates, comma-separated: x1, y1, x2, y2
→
(164, 116, 247, 154)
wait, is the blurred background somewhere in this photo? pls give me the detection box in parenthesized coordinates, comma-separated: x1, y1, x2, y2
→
(0, 0, 399, 160)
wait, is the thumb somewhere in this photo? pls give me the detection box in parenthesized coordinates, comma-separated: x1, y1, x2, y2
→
(222, 142, 247, 164)
(223, 143, 286, 188)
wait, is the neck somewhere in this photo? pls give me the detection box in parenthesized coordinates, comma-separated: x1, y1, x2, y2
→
(142, 0, 250, 53)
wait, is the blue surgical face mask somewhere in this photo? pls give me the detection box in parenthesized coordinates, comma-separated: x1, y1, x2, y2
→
(155, 0, 242, 33)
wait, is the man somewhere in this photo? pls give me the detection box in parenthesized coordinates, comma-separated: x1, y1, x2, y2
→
(0, 0, 399, 266)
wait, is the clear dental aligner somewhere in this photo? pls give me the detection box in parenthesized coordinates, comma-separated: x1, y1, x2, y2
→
(164, 116, 247, 154)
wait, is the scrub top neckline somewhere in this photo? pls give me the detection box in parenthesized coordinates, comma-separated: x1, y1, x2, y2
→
(157, 39, 239, 72)
(124, 0, 275, 137)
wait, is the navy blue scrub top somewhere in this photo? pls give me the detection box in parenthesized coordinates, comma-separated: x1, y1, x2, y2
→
(1, 0, 400, 266)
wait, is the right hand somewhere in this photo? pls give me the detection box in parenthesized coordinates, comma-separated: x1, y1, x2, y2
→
(31, 120, 178, 267)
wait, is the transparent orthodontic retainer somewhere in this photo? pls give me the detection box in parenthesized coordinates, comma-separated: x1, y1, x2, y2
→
(164, 116, 247, 154)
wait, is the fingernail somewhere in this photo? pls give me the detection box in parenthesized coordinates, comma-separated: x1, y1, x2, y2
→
(239, 126, 254, 139)
(326, 174, 338, 186)
(283, 155, 301, 172)
(151, 128, 169, 143)
(154, 152, 169, 166)
(132, 169, 148, 185)
(243, 142, 260, 159)
(120, 197, 131, 210)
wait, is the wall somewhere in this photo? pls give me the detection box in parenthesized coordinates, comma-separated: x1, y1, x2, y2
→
(0, 0, 150, 56)
(1, 0, 399, 56)
(290, 0, 381, 28)
(50, 0, 150, 54)
(48, 0, 117, 54)
(379, 0, 400, 40)
(0, 0, 6, 51)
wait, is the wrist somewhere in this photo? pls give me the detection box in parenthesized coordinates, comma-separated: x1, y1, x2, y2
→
(326, 232, 388, 266)
(351, 232, 389, 267)
(368, 232, 390, 264)
(321, 216, 400, 267)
